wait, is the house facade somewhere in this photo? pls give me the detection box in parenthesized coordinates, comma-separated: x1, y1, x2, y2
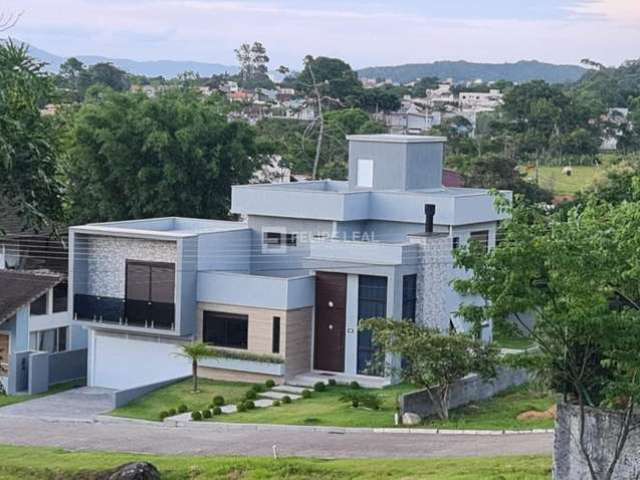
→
(69, 134, 510, 391)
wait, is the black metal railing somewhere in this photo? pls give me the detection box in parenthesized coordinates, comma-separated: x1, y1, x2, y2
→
(74, 294, 175, 330)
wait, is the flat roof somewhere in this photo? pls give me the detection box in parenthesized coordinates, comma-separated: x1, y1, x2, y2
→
(346, 134, 447, 144)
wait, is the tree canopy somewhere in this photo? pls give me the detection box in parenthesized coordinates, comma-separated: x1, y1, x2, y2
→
(63, 88, 265, 223)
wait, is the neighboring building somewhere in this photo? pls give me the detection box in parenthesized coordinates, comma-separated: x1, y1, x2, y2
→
(68, 134, 510, 391)
(0, 270, 86, 394)
(425, 82, 457, 107)
(458, 89, 504, 110)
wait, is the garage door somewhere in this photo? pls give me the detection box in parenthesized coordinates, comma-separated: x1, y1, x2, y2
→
(89, 331, 191, 390)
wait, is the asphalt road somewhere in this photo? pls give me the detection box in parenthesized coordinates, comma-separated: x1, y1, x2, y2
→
(0, 417, 553, 459)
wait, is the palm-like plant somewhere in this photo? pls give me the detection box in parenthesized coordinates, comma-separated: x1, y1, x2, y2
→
(174, 342, 216, 392)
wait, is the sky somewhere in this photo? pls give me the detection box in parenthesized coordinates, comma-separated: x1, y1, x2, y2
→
(3, 0, 640, 69)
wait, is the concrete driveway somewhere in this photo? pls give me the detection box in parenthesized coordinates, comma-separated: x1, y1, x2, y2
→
(0, 387, 116, 421)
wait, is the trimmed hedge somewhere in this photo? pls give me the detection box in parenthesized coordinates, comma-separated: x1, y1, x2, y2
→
(314, 381, 326, 392)
(213, 395, 225, 406)
(191, 411, 202, 421)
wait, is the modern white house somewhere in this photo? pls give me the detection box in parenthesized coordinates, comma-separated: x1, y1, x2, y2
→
(68, 134, 510, 392)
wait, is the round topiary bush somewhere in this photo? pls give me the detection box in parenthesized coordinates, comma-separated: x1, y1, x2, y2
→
(265, 379, 276, 388)
(302, 389, 312, 399)
(212, 406, 222, 416)
(352, 399, 360, 408)
(236, 403, 247, 413)
(168, 408, 177, 416)
(159, 410, 169, 420)
(314, 381, 326, 392)
(251, 384, 264, 393)
(245, 390, 257, 400)
(244, 400, 255, 410)
(272, 400, 281, 407)
(349, 381, 360, 389)
(213, 395, 225, 406)
(191, 411, 202, 421)
(282, 395, 292, 404)
(178, 404, 188, 413)
(202, 409, 212, 419)
(328, 379, 337, 386)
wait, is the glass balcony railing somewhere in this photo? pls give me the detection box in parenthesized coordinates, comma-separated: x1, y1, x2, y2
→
(74, 294, 175, 330)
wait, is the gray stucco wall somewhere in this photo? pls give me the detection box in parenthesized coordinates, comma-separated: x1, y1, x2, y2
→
(7, 351, 30, 394)
(400, 367, 531, 418)
(85, 236, 178, 298)
(554, 403, 640, 479)
(112, 375, 190, 408)
(49, 348, 87, 385)
(178, 237, 198, 336)
(405, 142, 444, 190)
(28, 351, 49, 394)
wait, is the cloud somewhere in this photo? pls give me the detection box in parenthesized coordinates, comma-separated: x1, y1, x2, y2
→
(569, 0, 640, 23)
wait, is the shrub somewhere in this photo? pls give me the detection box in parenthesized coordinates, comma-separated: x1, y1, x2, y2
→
(202, 409, 212, 419)
(350, 381, 360, 389)
(244, 400, 256, 410)
(272, 400, 281, 407)
(352, 399, 360, 408)
(191, 411, 202, 421)
(245, 390, 257, 400)
(265, 379, 276, 388)
(159, 410, 169, 420)
(168, 408, 177, 416)
(236, 403, 247, 413)
(251, 384, 264, 393)
(213, 395, 225, 406)
(282, 395, 292, 404)
(302, 389, 312, 399)
(178, 404, 188, 413)
(212, 406, 222, 415)
(328, 379, 337, 386)
(340, 391, 382, 410)
(314, 382, 326, 392)
(208, 404, 214, 410)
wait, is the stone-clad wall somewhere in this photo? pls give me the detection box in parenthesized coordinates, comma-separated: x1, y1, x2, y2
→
(86, 236, 177, 298)
(554, 403, 640, 479)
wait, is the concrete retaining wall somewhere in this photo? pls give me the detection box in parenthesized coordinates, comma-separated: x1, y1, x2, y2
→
(112, 375, 190, 409)
(28, 352, 50, 394)
(49, 348, 87, 385)
(554, 403, 640, 479)
(399, 367, 531, 418)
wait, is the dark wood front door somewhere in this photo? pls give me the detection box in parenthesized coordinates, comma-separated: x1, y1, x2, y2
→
(314, 272, 347, 372)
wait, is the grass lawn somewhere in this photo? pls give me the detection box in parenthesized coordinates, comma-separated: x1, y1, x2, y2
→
(493, 332, 535, 350)
(523, 165, 600, 196)
(213, 384, 415, 428)
(0, 445, 552, 479)
(110, 378, 251, 421)
(426, 386, 557, 431)
(0, 380, 85, 408)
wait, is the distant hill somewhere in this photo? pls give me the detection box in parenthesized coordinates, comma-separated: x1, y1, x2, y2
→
(357, 60, 587, 85)
(21, 42, 239, 78)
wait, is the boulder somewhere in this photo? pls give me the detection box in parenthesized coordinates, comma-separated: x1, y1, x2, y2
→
(402, 412, 422, 425)
(107, 462, 161, 480)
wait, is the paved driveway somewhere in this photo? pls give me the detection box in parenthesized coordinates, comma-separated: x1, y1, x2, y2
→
(0, 387, 115, 421)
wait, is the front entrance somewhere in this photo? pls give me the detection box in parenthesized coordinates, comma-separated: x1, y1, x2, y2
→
(314, 272, 346, 372)
(0, 334, 9, 376)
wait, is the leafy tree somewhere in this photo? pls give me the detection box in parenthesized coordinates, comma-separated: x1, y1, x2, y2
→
(173, 342, 216, 392)
(234, 41, 272, 89)
(297, 56, 363, 103)
(357, 87, 402, 113)
(63, 88, 265, 223)
(84, 62, 130, 92)
(360, 318, 498, 420)
(455, 196, 640, 479)
(0, 40, 63, 231)
(411, 76, 440, 97)
(578, 155, 640, 204)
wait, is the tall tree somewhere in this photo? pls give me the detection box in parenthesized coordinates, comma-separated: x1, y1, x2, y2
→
(234, 41, 272, 89)
(0, 40, 63, 231)
(63, 88, 265, 223)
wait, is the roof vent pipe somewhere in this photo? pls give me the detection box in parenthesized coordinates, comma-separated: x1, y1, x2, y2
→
(424, 204, 436, 234)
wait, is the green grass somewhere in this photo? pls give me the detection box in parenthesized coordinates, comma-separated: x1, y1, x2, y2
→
(523, 165, 600, 196)
(0, 380, 85, 408)
(427, 386, 556, 431)
(0, 445, 552, 479)
(214, 384, 414, 428)
(493, 332, 535, 350)
(110, 378, 251, 421)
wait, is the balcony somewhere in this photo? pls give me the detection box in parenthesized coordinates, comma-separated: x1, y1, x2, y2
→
(74, 294, 175, 330)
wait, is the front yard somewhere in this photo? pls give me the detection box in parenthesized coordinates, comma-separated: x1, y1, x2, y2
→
(0, 380, 85, 409)
(0, 445, 552, 479)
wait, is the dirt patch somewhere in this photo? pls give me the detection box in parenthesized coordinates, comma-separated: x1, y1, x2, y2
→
(517, 404, 556, 422)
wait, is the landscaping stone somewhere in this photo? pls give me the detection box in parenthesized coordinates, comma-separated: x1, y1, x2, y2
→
(220, 404, 237, 414)
(272, 385, 306, 395)
(259, 391, 301, 401)
(105, 462, 160, 480)
(402, 412, 422, 425)
(254, 399, 274, 408)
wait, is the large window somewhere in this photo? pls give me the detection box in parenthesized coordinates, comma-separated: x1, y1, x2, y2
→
(470, 230, 490, 253)
(357, 275, 387, 375)
(30, 293, 47, 315)
(53, 283, 68, 313)
(125, 261, 175, 328)
(402, 274, 417, 322)
(30, 327, 67, 353)
(203, 311, 248, 349)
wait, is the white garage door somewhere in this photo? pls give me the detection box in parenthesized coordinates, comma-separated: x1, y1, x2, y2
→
(89, 331, 191, 390)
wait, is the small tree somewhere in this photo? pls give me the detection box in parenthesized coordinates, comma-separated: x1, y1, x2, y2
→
(174, 342, 216, 392)
(360, 318, 498, 420)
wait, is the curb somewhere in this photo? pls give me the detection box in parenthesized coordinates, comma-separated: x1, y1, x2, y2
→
(93, 415, 553, 436)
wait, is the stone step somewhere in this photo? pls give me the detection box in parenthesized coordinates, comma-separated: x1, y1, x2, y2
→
(273, 385, 307, 394)
(258, 391, 302, 401)
(220, 404, 237, 414)
(254, 399, 274, 408)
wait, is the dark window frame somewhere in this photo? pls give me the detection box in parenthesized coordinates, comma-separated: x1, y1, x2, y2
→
(263, 232, 282, 247)
(124, 260, 176, 328)
(30, 293, 48, 316)
(469, 230, 490, 253)
(53, 282, 68, 313)
(272, 316, 281, 354)
(285, 233, 297, 246)
(357, 275, 388, 376)
(452, 237, 460, 250)
(402, 274, 417, 322)
(203, 311, 249, 350)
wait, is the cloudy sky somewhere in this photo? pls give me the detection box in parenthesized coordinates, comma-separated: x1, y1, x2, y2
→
(4, 0, 639, 69)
